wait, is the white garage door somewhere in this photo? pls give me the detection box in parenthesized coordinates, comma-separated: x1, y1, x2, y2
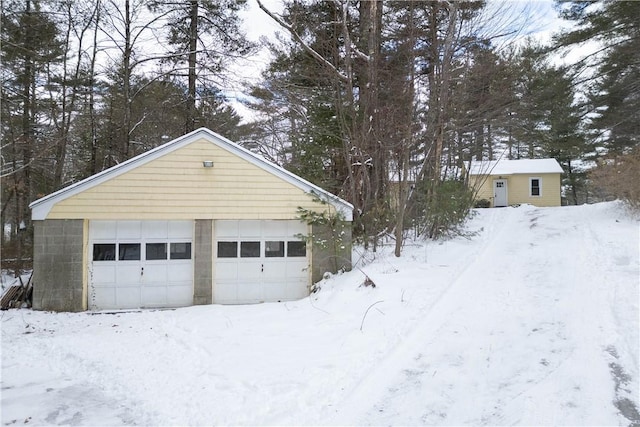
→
(89, 220, 193, 310)
(214, 220, 310, 304)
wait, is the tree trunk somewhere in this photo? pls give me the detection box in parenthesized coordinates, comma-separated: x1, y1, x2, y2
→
(394, 0, 416, 257)
(567, 160, 578, 205)
(89, 0, 101, 174)
(17, 0, 35, 276)
(53, 2, 72, 188)
(122, 0, 132, 161)
(357, 0, 383, 247)
(186, 0, 198, 133)
(394, 147, 410, 257)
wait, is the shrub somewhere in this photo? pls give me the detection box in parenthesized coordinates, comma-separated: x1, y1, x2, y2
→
(296, 193, 351, 274)
(410, 179, 475, 239)
(474, 199, 491, 208)
(590, 148, 640, 212)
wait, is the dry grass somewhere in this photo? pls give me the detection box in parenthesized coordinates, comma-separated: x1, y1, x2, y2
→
(590, 148, 640, 212)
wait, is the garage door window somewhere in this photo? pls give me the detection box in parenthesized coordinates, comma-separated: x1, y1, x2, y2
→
(93, 244, 116, 261)
(265, 241, 285, 257)
(241, 241, 260, 258)
(217, 240, 307, 258)
(170, 242, 191, 260)
(217, 242, 237, 258)
(119, 243, 141, 261)
(146, 243, 167, 260)
(287, 241, 306, 257)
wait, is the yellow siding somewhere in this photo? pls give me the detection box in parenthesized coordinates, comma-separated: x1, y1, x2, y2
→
(469, 174, 494, 202)
(470, 173, 561, 207)
(47, 138, 328, 220)
(508, 174, 561, 207)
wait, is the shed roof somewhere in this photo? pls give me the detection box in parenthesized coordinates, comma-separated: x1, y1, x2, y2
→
(30, 128, 354, 221)
(468, 158, 564, 176)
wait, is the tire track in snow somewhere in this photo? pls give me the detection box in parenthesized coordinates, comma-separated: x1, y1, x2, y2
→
(329, 205, 638, 426)
(581, 207, 640, 426)
(326, 206, 524, 425)
(503, 207, 619, 425)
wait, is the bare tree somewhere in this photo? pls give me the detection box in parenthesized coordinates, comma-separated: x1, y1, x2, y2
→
(99, 0, 172, 162)
(46, 0, 102, 189)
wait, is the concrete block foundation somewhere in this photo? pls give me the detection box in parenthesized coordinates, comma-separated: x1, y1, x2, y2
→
(193, 219, 213, 305)
(32, 219, 85, 312)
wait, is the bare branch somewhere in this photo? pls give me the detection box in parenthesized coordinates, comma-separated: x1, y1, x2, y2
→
(128, 112, 147, 136)
(256, 0, 349, 83)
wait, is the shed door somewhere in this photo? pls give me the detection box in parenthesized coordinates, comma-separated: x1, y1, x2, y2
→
(214, 220, 309, 304)
(89, 220, 193, 310)
(494, 179, 508, 207)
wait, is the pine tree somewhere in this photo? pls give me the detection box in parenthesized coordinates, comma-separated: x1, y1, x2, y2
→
(1, 0, 64, 272)
(555, 0, 640, 154)
(147, 0, 252, 133)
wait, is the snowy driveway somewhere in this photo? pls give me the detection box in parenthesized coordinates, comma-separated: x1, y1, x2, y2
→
(331, 204, 639, 425)
(2, 202, 638, 426)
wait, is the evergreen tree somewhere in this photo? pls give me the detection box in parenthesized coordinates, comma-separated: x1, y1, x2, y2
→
(537, 66, 590, 205)
(555, 0, 640, 154)
(148, 0, 252, 133)
(249, 2, 354, 196)
(254, 0, 511, 245)
(1, 0, 64, 271)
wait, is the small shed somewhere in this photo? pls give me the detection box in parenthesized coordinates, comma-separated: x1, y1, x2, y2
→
(468, 158, 564, 207)
(29, 128, 353, 312)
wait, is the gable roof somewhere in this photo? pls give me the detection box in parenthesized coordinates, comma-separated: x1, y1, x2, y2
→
(30, 128, 353, 221)
(468, 158, 564, 176)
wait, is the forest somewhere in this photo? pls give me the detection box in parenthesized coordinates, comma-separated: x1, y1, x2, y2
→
(2, 0, 639, 269)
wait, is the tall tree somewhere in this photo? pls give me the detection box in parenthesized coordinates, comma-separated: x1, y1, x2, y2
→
(47, 0, 101, 189)
(1, 0, 64, 272)
(449, 44, 513, 163)
(99, 0, 178, 163)
(100, 0, 145, 163)
(554, 0, 640, 154)
(148, 0, 252, 133)
(257, 0, 388, 243)
(505, 42, 550, 159)
(255, 1, 490, 245)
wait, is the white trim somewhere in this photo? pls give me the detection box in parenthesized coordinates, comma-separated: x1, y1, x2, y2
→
(529, 177, 542, 197)
(30, 128, 354, 221)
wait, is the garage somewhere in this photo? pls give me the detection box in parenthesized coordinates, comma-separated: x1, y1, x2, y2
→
(30, 128, 353, 312)
(214, 220, 309, 304)
(89, 220, 193, 310)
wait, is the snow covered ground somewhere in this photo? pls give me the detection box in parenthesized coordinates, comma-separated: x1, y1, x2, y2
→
(2, 202, 639, 426)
